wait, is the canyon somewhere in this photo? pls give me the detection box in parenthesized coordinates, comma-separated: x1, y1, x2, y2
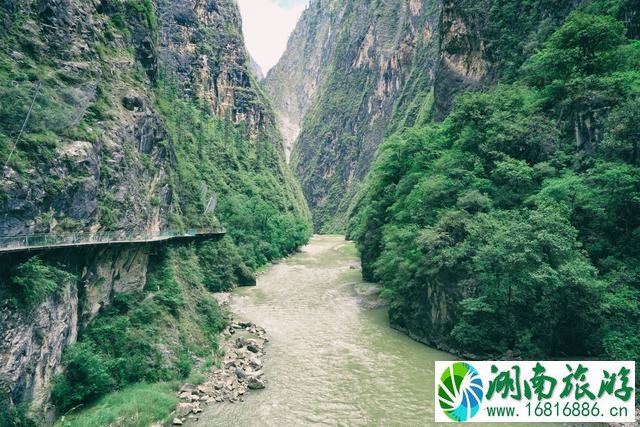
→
(0, 0, 638, 425)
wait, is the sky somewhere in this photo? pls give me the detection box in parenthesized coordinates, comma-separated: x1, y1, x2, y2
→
(237, 0, 309, 74)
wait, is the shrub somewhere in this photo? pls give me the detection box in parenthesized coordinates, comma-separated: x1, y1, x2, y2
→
(196, 295, 226, 338)
(51, 343, 115, 413)
(198, 238, 244, 291)
(147, 264, 184, 316)
(10, 257, 75, 308)
(0, 394, 36, 427)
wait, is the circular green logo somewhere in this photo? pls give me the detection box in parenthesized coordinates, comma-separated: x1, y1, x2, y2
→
(438, 362, 484, 422)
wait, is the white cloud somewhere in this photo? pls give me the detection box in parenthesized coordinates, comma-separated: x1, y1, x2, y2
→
(237, 0, 308, 73)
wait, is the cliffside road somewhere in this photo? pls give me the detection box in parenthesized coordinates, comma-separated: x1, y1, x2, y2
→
(193, 235, 456, 426)
(0, 229, 226, 254)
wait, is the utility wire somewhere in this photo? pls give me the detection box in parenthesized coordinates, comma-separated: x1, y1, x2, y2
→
(3, 81, 41, 170)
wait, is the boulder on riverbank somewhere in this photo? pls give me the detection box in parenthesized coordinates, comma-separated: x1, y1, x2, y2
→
(172, 296, 268, 425)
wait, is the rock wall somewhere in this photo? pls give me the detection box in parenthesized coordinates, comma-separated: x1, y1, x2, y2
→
(0, 0, 171, 236)
(431, 0, 583, 119)
(0, 277, 78, 408)
(431, 0, 491, 120)
(157, 0, 273, 132)
(265, 0, 441, 232)
(0, 245, 150, 408)
(265, 0, 584, 232)
(0, 0, 307, 410)
(262, 0, 347, 161)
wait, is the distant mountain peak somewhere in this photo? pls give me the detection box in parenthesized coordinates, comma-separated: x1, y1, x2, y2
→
(250, 55, 265, 81)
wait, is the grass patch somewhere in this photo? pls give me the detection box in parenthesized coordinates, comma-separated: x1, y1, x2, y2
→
(337, 241, 359, 258)
(56, 382, 178, 427)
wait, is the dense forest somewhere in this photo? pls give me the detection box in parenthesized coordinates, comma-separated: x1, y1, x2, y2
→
(349, 1, 639, 367)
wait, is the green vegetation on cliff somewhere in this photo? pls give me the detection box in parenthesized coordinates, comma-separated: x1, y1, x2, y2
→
(51, 245, 226, 414)
(350, 3, 639, 365)
(156, 86, 311, 270)
(0, 0, 310, 423)
(2, 256, 76, 309)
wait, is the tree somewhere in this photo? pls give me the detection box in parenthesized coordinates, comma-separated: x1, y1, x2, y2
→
(524, 12, 625, 83)
(602, 97, 640, 163)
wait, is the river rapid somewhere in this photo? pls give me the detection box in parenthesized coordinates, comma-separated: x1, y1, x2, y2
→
(195, 235, 457, 426)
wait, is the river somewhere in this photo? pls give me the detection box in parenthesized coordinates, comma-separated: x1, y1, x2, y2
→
(194, 235, 457, 426)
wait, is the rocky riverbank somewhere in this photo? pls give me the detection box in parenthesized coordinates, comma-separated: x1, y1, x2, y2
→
(346, 262, 387, 310)
(171, 294, 268, 425)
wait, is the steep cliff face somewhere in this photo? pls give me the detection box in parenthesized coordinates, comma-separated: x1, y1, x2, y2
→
(0, 0, 171, 236)
(250, 56, 264, 81)
(385, 0, 589, 344)
(157, 0, 273, 131)
(262, 0, 347, 161)
(0, 270, 78, 409)
(266, 0, 441, 232)
(0, 0, 169, 409)
(0, 0, 309, 414)
(266, 0, 587, 232)
(431, 0, 584, 119)
(0, 246, 147, 408)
